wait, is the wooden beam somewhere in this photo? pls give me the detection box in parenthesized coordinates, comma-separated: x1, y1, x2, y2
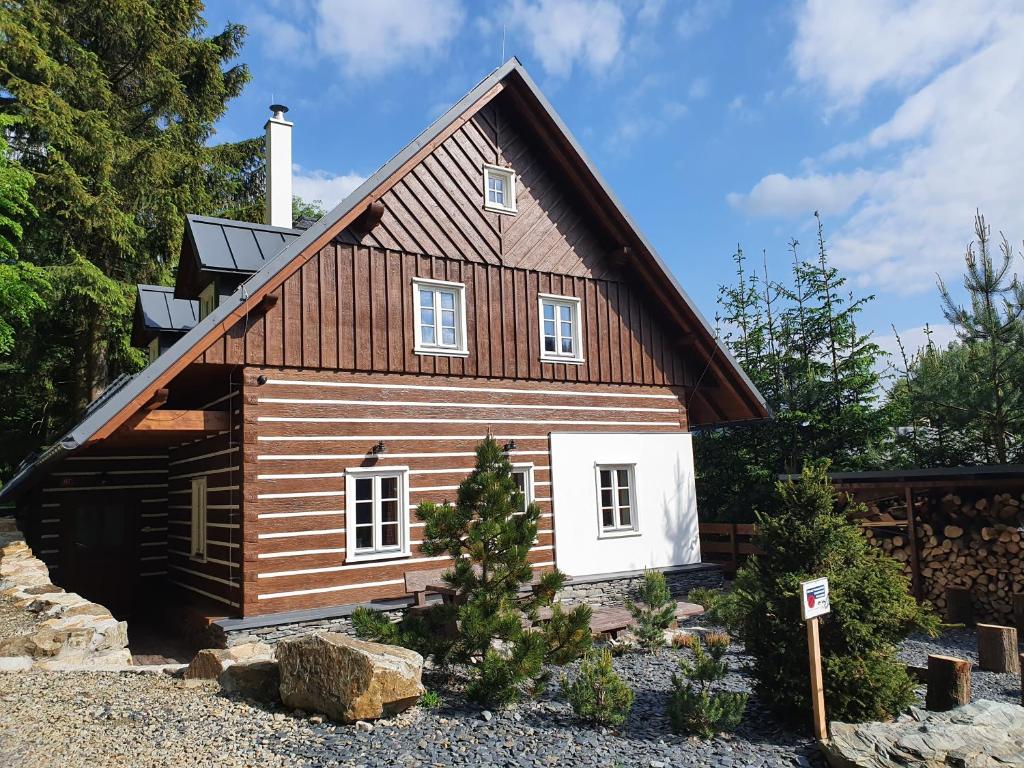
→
(354, 201, 386, 234)
(142, 388, 170, 412)
(257, 294, 279, 313)
(118, 409, 229, 434)
(905, 485, 923, 602)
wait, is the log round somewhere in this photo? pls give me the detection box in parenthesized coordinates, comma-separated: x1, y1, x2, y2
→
(925, 654, 971, 712)
(976, 624, 1020, 674)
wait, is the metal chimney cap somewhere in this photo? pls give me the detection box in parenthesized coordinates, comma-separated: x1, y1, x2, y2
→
(269, 104, 289, 120)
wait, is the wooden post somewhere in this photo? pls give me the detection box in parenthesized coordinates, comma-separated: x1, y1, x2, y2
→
(926, 654, 971, 711)
(945, 586, 973, 625)
(977, 624, 1020, 673)
(904, 486, 923, 602)
(806, 617, 827, 741)
(729, 523, 739, 573)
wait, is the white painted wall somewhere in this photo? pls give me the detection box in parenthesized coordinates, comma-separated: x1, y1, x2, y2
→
(549, 431, 700, 578)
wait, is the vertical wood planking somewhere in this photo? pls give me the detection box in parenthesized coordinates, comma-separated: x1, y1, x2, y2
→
(320, 246, 338, 370)
(301, 258, 320, 369)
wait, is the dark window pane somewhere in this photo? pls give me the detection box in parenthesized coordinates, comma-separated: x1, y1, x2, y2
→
(618, 487, 631, 508)
(619, 507, 631, 527)
(356, 477, 372, 501)
(380, 476, 398, 499)
(356, 501, 372, 525)
(599, 470, 611, 488)
(544, 336, 555, 352)
(601, 488, 613, 507)
(602, 508, 614, 528)
(617, 469, 630, 488)
(381, 524, 398, 547)
(381, 499, 398, 523)
(355, 526, 372, 549)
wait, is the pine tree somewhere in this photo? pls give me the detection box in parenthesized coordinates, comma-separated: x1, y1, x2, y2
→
(720, 462, 938, 725)
(667, 633, 747, 738)
(626, 569, 676, 652)
(357, 438, 592, 706)
(562, 648, 634, 726)
(0, 1, 262, 475)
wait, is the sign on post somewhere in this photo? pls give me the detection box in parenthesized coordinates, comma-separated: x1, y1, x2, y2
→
(800, 577, 830, 742)
(801, 577, 831, 620)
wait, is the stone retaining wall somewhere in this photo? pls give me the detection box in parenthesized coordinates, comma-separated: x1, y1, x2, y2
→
(0, 517, 131, 670)
(218, 564, 723, 647)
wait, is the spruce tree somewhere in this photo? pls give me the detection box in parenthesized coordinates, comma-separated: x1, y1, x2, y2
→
(0, 1, 262, 475)
(721, 462, 937, 725)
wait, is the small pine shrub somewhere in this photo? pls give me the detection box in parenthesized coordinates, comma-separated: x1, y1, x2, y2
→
(626, 569, 676, 652)
(667, 635, 747, 738)
(721, 462, 939, 724)
(419, 690, 441, 709)
(562, 648, 634, 726)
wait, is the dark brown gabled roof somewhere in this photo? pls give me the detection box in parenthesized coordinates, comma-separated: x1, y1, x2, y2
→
(0, 58, 767, 501)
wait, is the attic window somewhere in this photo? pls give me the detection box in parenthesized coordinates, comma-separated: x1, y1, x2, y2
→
(483, 164, 516, 214)
(198, 283, 216, 320)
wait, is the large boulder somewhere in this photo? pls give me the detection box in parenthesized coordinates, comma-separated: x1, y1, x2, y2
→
(276, 633, 424, 723)
(185, 642, 275, 680)
(219, 660, 281, 703)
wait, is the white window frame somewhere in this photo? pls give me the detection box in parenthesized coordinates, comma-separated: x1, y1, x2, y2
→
(483, 164, 516, 214)
(538, 293, 585, 364)
(345, 466, 411, 563)
(190, 476, 208, 561)
(198, 282, 217, 320)
(511, 463, 535, 514)
(595, 463, 639, 538)
(412, 277, 469, 358)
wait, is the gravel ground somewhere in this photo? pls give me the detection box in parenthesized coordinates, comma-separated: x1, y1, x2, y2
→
(0, 642, 822, 768)
(0, 627, 1017, 767)
(899, 626, 1022, 705)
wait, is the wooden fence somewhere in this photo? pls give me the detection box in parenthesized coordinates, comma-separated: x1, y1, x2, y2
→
(698, 522, 761, 573)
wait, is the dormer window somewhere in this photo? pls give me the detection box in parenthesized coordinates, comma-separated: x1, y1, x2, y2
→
(198, 283, 216, 320)
(483, 164, 516, 214)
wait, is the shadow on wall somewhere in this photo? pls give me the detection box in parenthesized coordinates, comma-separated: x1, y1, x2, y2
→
(659, 451, 700, 567)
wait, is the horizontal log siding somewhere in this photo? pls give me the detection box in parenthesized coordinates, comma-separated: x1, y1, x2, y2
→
(203, 248, 690, 390)
(24, 448, 170, 603)
(165, 391, 244, 610)
(241, 367, 688, 616)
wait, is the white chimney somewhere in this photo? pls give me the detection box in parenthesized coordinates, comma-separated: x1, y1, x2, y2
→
(265, 104, 293, 228)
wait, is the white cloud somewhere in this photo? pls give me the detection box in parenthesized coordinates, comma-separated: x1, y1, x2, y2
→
(676, 0, 731, 40)
(249, 1, 465, 77)
(791, 0, 1006, 111)
(292, 166, 368, 210)
(688, 77, 709, 100)
(503, 0, 625, 78)
(729, 2, 1024, 295)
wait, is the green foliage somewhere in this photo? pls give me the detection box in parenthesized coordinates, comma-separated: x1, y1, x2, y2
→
(626, 569, 676, 652)
(889, 213, 1024, 466)
(418, 690, 442, 709)
(685, 587, 740, 627)
(561, 648, 634, 727)
(375, 438, 591, 707)
(292, 196, 327, 222)
(721, 462, 938, 725)
(696, 215, 891, 521)
(667, 634, 747, 738)
(0, 1, 262, 477)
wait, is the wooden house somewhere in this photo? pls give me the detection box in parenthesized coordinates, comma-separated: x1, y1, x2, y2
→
(0, 60, 766, 638)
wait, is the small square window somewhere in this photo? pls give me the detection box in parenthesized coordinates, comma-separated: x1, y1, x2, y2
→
(538, 294, 584, 363)
(413, 278, 468, 357)
(345, 468, 411, 562)
(483, 164, 516, 214)
(198, 282, 217, 320)
(596, 464, 637, 536)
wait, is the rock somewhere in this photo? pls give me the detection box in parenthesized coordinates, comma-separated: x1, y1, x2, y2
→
(184, 642, 275, 680)
(218, 660, 280, 703)
(355, 720, 374, 732)
(276, 632, 424, 724)
(0, 656, 33, 672)
(823, 699, 1024, 767)
(481, 710, 492, 722)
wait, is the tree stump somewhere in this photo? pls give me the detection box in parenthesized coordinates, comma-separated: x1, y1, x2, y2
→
(977, 624, 1020, 673)
(926, 654, 971, 711)
(945, 586, 973, 625)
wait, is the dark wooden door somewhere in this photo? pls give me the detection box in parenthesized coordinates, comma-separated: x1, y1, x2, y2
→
(71, 503, 136, 616)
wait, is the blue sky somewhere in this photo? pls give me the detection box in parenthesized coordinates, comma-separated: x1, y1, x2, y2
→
(204, 0, 1024, 365)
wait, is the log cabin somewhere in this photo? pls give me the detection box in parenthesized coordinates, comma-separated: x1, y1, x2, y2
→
(0, 59, 767, 642)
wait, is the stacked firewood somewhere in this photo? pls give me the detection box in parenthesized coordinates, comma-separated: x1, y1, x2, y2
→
(861, 492, 1023, 624)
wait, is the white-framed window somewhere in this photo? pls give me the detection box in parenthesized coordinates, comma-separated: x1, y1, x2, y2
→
(483, 164, 516, 214)
(596, 464, 638, 537)
(147, 337, 160, 363)
(345, 467, 411, 563)
(198, 282, 217, 320)
(538, 293, 584, 363)
(511, 463, 535, 514)
(190, 476, 208, 561)
(412, 278, 468, 357)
